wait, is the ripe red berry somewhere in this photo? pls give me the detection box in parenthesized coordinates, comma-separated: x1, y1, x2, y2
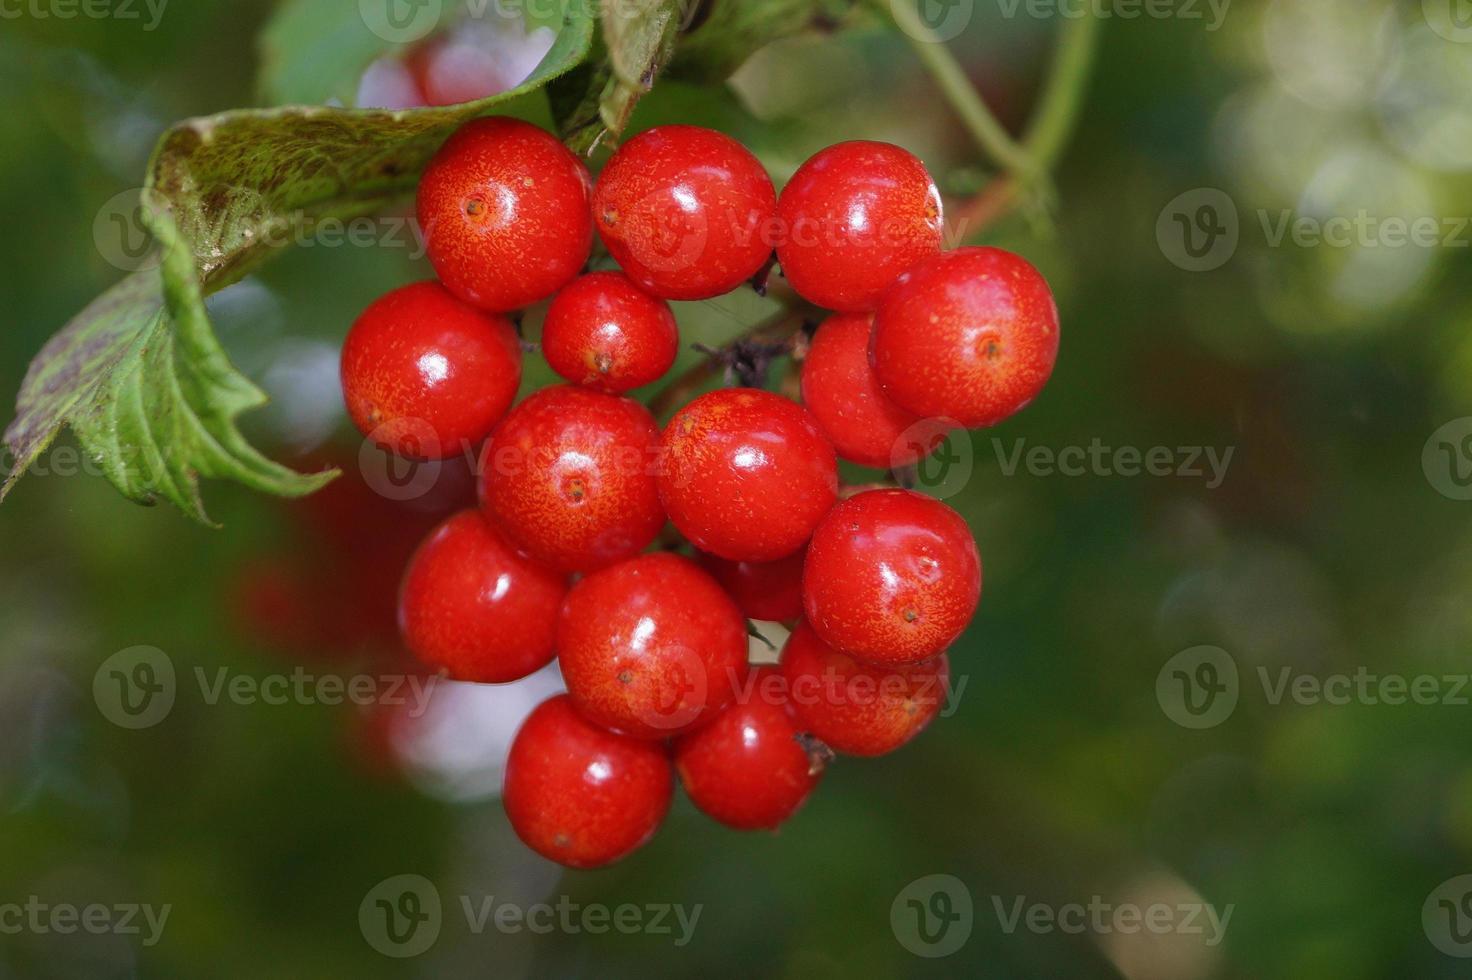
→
(674, 669, 822, 830)
(593, 125, 777, 301)
(480, 385, 664, 573)
(872, 246, 1060, 428)
(398, 510, 566, 683)
(418, 116, 593, 312)
(695, 547, 806, 623)
(800, 312, 947, 469)
(776, 141, 943, 312)
(557, 553, 750, 739)
(804, 489, 981, 665)
(781, 621, 949, 757)
(659, 389, 838, 562)
(340, 281, 521, 459)
(541, 271, 679, 394)
(503, 694, 672, 869)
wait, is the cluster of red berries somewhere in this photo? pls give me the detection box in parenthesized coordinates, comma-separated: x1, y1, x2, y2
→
(338, 116, 1060, 869)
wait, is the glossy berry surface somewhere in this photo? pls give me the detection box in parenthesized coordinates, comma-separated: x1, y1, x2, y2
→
(776, 141, 943, 312)
(480, 385, 664, 573)
(801, 312, 947, 469)
(872, 246, 1060, 428)
(418, 116, 593, 312)
(696, 547, 806, 623)
(398, 510, 566, 683)
(781, 621, 949, 757)
(593, 125, 777, 301)
(341, 281, 521, 459)
(659, 388, 838, 562)
(541, 272, 679, 394)
(674, 669, 822, 830)
(804, 489, 981, 665)
(557, 553, 750, 739)
(503, 695, 672, 869)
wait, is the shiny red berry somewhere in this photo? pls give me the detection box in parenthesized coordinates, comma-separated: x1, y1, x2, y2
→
(541, 271, 679, 394)
(776, 141, 943, 312)
(872, 246, 1060, 428)
(695, 547, 806, 623)
(480, 385, 664, 574)
(503, 694, 672, 869)
(340, 281, 521, 459)
(659, 389, 838, 562)
(398, 510, 566, 683)
(418, 116, 593, 312)
(557, 553, 750, 739)
(593, 125, 776, 301)
(781, 621, 949, 757)
(804, 489, 980, 665)
(800, 312, 947, 469)
(674, 669, 822, 830)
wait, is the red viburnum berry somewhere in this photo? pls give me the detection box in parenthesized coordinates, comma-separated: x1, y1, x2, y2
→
(541, 271, 679, 394)
(504, 694, 672, 869)
(418, 116, 593, 312)
(695, 547, 807, 623)
(341, 281, 521, 460)
(803, 489, 980, 665)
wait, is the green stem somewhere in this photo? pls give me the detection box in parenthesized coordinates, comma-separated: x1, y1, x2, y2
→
(887, 1, 1034, 176)
(1021, 11, 1101, 168)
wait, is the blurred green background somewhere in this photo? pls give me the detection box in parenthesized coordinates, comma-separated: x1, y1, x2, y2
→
(3, 0, 1472, 976)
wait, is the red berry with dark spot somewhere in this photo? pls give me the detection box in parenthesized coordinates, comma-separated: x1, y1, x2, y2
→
(418, 116, 593, 312)
(659, 388, 838, 562)
(674, 669, 822, 830)
(398, 510, 566, 683)
(803, 489, 980, 665)
(696, 547, 807, 623)
(480, 385, 665, 574)
(800, 312, 947, 469)
(781, 621, 949, 757)
(593, 125, 776, 301)
(776, 141, 943, 312)
(341, 281, 521, 459)
(872, 246, 1060, 428)
(503, 694, 672, 869)
(541, 271, 679, 394)
(557, 552, 750, 739)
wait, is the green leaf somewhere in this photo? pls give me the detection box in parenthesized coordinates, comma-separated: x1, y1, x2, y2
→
(3, 5, 595, 524)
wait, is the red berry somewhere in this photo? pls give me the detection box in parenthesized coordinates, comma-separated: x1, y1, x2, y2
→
(776, 141, 943, 312)
(695, 547, 806, 623)
(503, 694, 672, 869)
(398, 510, 566, 683)
(659, 389, 838, 562)
(800, 312, 947, 469)
(480, 385, 665, 574)
(593, 125, 777, 300)
(418, 117, 593, 312)
(340, 281, 521, 459)
(872, 246, 1060, 428)
(557, 553, 750, 739)
(541, 272, 679, 394)
(803, 489, 980, 665)
(781, 621, 949, 757)
(674, 669, 822, 830)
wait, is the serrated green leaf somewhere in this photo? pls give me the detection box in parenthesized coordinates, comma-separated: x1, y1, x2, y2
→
(3, 5, 595, 524)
